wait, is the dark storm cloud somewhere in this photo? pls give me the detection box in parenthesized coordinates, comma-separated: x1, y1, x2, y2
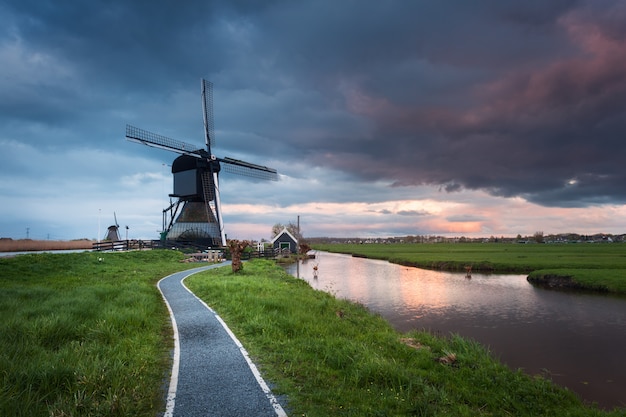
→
(265, 0, 626, 208)
(2, 0, 625, 213)
(2, 1, 215, 80)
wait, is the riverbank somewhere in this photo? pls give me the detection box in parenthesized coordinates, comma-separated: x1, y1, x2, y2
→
(312, 243, 626, 295)
(187, 259, 625, 416)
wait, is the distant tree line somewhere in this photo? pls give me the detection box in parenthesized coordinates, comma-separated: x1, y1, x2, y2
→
(306, 232, 624, 244)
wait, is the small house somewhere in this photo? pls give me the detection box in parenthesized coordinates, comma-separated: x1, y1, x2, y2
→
(271, 228, 298, 254)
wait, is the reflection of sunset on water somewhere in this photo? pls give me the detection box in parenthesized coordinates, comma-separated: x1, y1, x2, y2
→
(344, 256, 408, 306)
(396, 267, 454, 318)
(303, 252, 516, 326)
(285, 251, 626, 409)
(295, 252, 535, 328)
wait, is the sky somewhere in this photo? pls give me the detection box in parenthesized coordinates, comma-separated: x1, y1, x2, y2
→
(2, 0, 626, 241)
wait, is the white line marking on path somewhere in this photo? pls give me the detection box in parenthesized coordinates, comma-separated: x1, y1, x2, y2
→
(157, 265, 287, 417)
(181, 276, 288, 417)
(157, 273, 182, 417)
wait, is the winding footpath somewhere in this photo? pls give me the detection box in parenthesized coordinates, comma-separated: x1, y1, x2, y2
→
(158, 263, 288, 417)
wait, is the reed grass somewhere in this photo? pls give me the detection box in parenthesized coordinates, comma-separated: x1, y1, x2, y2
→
(186, 260, 624, 416)
(0, 239, 93, 252)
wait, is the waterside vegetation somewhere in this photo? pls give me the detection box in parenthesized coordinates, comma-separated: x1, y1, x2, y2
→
(187, 259, 624, 416)
(312, 243, 626, 295)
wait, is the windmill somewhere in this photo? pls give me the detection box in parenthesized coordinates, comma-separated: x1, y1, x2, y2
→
(104, 212, 121, 241)
(126, 79, 278, 247)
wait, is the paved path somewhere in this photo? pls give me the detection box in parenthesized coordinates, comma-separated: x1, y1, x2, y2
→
(158, 263, 287, 417)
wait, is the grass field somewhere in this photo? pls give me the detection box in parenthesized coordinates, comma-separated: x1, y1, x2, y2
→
(3, 248, 624, 416)
(312, 243, 626, 294)
(0, 250, 197, 417)
(187, 260, 624, 416)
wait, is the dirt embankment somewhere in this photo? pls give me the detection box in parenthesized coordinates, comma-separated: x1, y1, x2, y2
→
(526, 274, 609, 293)
(0, 238, 94, 252)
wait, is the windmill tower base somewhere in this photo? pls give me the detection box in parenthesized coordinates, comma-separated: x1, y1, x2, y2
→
(165, 201, 222, 246)
(167, 223, 221, 244)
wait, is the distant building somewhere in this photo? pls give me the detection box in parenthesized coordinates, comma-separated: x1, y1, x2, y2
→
(271, 228, 298, 254)
(104, 225, 120, 241)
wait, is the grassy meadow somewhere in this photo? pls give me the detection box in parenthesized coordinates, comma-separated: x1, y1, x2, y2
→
(0, 250, 197, 417)
(3, 247, 625, 416)
(312, 242, 626, 294)
(186, 259, 624, 416)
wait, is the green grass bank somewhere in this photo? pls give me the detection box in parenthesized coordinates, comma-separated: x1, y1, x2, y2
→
(3, 250, 624, 416)
(312, 243, 626, 294)
(0, 250, 197, 417)
(186, 259, 625, 416)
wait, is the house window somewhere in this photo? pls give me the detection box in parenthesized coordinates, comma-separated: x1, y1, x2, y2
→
(280, 242, 290, 251)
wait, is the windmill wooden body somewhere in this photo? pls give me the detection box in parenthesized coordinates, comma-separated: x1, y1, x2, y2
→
(104, 212, 121, 241)
(126, 79, 277, 247)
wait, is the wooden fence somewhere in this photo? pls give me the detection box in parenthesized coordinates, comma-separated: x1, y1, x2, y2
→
(92, 240, 161, 251)
(92, 240, 282, 260)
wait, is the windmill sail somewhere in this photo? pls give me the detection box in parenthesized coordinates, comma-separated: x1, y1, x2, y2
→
(221, 157, 278, 180)
(126, 125, 205, 157)
(202, 79, 215, 149)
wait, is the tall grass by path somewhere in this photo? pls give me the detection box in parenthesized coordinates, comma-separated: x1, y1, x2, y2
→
(186, 259, 625, 416)
(313, 243, 626, 294)
(0, 250, 198, 417)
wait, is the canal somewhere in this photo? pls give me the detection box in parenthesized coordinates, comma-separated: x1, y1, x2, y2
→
(284, 251, 626, 410)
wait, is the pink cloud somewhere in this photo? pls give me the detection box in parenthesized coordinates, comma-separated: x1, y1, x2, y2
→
(468, 8, 626, 130)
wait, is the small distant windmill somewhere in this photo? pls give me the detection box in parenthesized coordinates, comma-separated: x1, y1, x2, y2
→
(126, 79, 278, 247)
(104, 212, 121, 241)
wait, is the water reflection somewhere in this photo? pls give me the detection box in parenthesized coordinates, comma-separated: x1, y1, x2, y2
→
(285, 251, 626, 409)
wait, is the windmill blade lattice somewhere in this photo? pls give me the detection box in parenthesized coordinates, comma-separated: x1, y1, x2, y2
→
(221, 157, 278, 181)
(126, 125, 205, 157)
(201, 79, 216, 149)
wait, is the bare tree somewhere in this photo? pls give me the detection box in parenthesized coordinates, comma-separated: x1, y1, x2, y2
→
(298, 242, 311, 255)
(271, 223, 284, 238)
(227, 239, 250, 273)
